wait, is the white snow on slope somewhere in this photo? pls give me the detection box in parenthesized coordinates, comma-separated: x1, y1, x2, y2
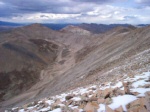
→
(8, 71, 150, 112)
(98, 104, 105, 112)
(51, 108, 61, 112)
(131, 88, 150, 96)
(108, 95, 137, 111)
(132, 80, 149, 88)
(112, 81, 123, 88)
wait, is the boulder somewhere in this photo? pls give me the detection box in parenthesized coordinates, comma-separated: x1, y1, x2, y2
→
(145, 91, 150, 112)
(92, 92, 98, 98)
(82, 93, 88, 97)
(97, 88, 113, 99)
(22, 104, 28, 110)
(122, 82, 130, 94)
(116, 89, 125, 96)
(110, 88, 118, 97)
(105, 105, 114, 112)
(37, 104, 45, 110)
(65, 95, 74, 100)
(12, 107, 20, 112)
(91, 101, 99, 108)
(114, 106, 123, 112)
(138, 106, 148, 112)
(51, 103, 61, 110)
(29, 107, 38, 112)
(79, 103, 86, 109)
(110, 87, 125, 97)
(105, 98, 112, 105)
(55, 99, 62, 105)
(73, 108, 80, 112)
(81, 96, 89, 102)
(142, 84, 150, 88)
(130, 92, 140, 96)
(88, 97, 98, 102)
(91, 87, 97, 91)
(79, 100, 87, 109)
(27, 101, 38, 107)
(66, 100, 73, 106)
(61, 106, 73, 112)
(84, 102, 99, 112)
(126, 98, 146, 112)
(128, 74, 134, 78)
(96, 90, 102, 98)
(97, 98, 105, 104)
(72, 101, 81, 106)
(88, 91, 94, 95)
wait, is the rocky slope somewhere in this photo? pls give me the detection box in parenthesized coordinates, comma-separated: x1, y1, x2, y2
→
(6, 71, 150, 112)
(0, 24, 150, 111)
(0, 23, 97, 110)
(0, 33, 61, 101)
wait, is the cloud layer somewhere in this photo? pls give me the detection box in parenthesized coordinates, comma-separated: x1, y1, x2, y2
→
(0, 0, 149, 24)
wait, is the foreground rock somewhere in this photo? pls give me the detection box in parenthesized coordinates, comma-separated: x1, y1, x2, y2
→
(84, 102, 99, 112)
(145, 91, 150, 112)
(5, 71, 150, 112)
(126, 98, 146, 112)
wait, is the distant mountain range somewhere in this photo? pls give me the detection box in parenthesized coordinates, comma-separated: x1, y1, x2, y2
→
(0, 21, 149, 33)
(0, 21, 24, 26)
(78, 23, 136, 34)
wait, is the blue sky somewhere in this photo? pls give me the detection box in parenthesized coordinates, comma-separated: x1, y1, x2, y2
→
(0, 0, 150, 24)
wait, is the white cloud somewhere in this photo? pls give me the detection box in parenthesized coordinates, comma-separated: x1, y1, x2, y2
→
(135, 0, 148, 3)
(74, 5, 150, 24)
(5, 13, 81, 23)
(0, 1, 150, 24)
(0, 1, 5, 5)
(135, 0, 150, 6)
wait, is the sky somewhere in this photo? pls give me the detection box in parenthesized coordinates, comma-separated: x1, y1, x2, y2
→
(0, 0, 150, 24)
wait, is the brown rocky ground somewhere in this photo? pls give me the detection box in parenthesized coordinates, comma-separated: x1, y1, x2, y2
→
(0, 24, 150, 111)
(6, 71, 150, 112)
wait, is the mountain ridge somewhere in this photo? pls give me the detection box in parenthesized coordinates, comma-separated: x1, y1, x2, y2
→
(0, 21, 138, 34)
(0, 23, 150, 111)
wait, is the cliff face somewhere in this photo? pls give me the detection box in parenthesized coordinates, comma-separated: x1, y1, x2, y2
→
(0, 24, 150, 110)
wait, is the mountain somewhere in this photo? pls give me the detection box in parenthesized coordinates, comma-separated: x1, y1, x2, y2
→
(0, 21, 25, 32)
(136, 24, 150, 27)
(0, 23, 96, 104)
(42, 23, 136, 34)
(42, 23, 78, 30)
(0, 21, 139, 34)
(0, 24, 150, 111)
(60, 25, 91, 35)
(0, 26, 16, 32)
(0, 24, 62, 103)
(78, 23, 136, 34)
(0, 21, 23, 26)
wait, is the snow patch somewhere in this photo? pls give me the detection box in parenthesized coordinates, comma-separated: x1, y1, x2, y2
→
(109, 95, 137, 111)
(98, 104, 106, 112)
